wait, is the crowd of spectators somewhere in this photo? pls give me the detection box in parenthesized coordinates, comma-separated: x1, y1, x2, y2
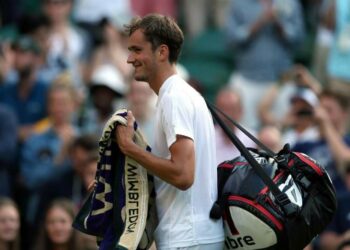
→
(0, 0, 350, 249)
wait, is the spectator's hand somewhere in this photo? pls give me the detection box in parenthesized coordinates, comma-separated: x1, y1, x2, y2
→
(57, 125, 75, 146)
(261, 0, 277, 23)
(55, 125, 76, 165)
(314, 105, 333, 137)
(314, 105, 329, 126)
(262, 6, 277, 24)
(115, 111, 137, 155)
(251, 0, 277, 35)
(18, 125, 35, 141)
(293, 65, 322, 94)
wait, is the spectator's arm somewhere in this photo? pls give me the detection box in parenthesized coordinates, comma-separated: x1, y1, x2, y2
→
(273, 0, 305, 46)
(315, 107, 350, 172)
(226, 0, 268, 45)
(293, 65, 322, 95)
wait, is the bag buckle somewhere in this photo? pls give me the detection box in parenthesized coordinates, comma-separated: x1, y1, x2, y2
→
(275, 192, 299, 218)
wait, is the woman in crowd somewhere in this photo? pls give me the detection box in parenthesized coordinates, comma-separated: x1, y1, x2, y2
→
(35, 198, 96, 250)
(0, 197, 20, 250)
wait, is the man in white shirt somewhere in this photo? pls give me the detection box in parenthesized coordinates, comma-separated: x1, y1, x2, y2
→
(116, 14, 224, 249)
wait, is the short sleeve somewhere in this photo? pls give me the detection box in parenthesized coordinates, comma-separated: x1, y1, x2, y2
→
(160, 93, 194, 148)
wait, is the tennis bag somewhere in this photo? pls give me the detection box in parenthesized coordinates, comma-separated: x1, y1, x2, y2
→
(207, 102, 337, 250)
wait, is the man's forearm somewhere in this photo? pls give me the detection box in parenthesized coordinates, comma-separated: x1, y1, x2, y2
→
(124, 143, 194, 190)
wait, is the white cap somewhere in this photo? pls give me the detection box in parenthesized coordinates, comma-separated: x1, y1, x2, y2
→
(291, 87, 319, 107)
(90, 64, 128, 96)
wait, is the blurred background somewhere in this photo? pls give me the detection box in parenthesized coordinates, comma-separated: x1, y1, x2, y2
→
(0, 0, 350, 249)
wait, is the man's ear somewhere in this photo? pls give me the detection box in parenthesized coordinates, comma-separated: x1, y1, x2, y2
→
(157, 44, 169, 62)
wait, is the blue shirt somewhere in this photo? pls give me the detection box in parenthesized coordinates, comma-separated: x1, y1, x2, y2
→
(20, 128, 71, 191)
(0, 81, 48, 125)
(326, 192, 350, 234)
(292, 135, 350, 193)
(226, 0, 304, 82)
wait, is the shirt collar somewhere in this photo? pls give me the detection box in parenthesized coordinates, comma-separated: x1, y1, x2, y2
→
(156, 74, 179, 106)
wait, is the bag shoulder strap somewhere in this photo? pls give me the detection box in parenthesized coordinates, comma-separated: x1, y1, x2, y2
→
(208, 102, 276, 157)
(206, 100, 298, 217)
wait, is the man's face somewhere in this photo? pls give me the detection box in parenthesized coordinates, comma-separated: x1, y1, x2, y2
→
(92, 86, 116, 111)
(43, 0, 72, 23)
(215, 92, 242, 122)
(127, 29, 157, 82)
(14, 49, 36, 77)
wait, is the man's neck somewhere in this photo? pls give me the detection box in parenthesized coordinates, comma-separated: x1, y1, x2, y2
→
(149, 64, 177, 95)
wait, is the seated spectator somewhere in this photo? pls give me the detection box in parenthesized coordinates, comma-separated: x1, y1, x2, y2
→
(259, 64, 322, 129)
(39, 134, 99, 212)
(19, 79, 78, 247)
(281, 87, 320, 148)
(214, 88, 256, 165)
(20, 80, 78, 192)
(0, 36, 49, 141)
(0, 197, 20, 250)
(34, 198, 97, 250)
(79, 64, 128, 136)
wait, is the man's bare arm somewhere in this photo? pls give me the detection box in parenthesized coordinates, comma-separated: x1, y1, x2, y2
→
(116, 111, 195, 190)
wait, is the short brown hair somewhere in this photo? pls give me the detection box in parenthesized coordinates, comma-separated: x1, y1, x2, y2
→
(125, 13, 184, 63)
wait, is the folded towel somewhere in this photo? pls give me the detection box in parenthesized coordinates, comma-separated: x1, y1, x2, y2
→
(73, 109, 157, 250)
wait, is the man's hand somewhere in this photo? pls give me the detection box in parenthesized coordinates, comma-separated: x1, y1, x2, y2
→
(115, 111, 137, 155)
(87, 180, 97, 193)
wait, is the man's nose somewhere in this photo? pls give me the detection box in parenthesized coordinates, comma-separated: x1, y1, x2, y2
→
(127, 54, 134, 64)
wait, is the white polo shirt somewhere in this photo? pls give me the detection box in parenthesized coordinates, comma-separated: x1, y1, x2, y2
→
(152, 74, 224, 249)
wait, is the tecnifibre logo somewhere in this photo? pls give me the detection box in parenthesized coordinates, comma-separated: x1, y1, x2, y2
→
(225, 235, 256, 249)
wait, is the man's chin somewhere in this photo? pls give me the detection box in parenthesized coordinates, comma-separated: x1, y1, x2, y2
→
(134, 75, 148, 82)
